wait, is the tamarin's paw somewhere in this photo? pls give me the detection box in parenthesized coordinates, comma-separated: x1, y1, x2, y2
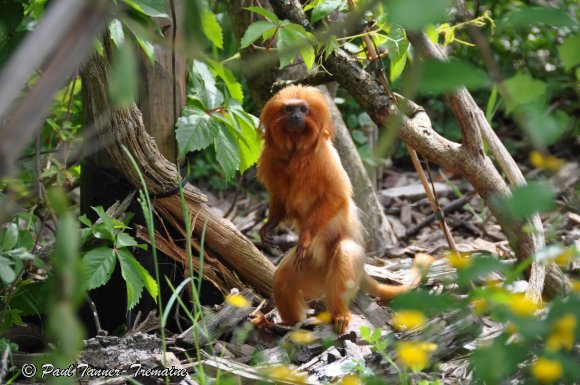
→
(250, 312, 275, 329)
(333, 312, 351, 335)
(414, 253, 436, 268)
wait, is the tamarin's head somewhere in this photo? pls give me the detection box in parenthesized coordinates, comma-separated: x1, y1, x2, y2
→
(260, 85, 334, 150)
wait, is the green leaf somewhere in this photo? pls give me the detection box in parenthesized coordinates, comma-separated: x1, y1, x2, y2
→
(498, 8, 577, 31)
(116, 232, 139, 248)
(522, 106, 569, 146)
(122, 0, 169, 19)
(0, 262, 15, 284)
(391, 291, 458, 315)
(559, 33, 580, 71)
(244, 6, 279, 22)
(471, 338, 527, 385)
(501, 73, 546, 113)
(1, 223, 18, 251)
(231, 108, 262, 173)
(324, 35, 338, 60)
(84, 247, 116, 290)
(134, 34, 156, 65)
(176, 109, 217, 157)
(389, 39, 409, 82)
(92, 206, 114, 234)
(300, 45, 315, 71)
(388, 0, 451, 31)
(277, 27, 298, 68)
(191, 60, 224, 109)
(212, 63, 244, 103)
(214, 127, 241, 180)
(119, 248, 158, 302)
(109, 19, 125, 48)
(311, 0, 343, 23)
(419, 59, 490, 94)
(117, 248, 144, 311)
(240, 21, 276, 48)
(201, 8, 223, 49)
(109, 43, 138, 106)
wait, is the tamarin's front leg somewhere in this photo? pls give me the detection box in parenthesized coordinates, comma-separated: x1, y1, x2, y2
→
(259, 198, 285, 247)
(294, 198, 343, 268)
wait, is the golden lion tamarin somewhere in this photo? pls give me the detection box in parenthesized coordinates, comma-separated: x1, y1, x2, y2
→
(256, 85, 432, 333)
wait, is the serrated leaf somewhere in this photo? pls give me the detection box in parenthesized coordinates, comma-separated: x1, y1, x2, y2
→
(109, 19, 125, 48)
(419, 59, 490, 94)
(117, 248, 144, 311)
(176, 109, 216, 157)
(241, 21, 276, 48)
(116, 232, 139, 248)
(277, 27, 298, 68)
(191, 60, 224, 109)
(2, 223, 19, 251)
(118, 248, 158, 302)
(92, 206, 114, 234)
(201, 8, 223, 49)
(389, 39, 409, 82)
(388, 0, 451, 31)
(232, 110, 262, 173)
(559, 34, 580, 71)
(122, 0, 169, 19)
(84, 247, 116, 290)
(214, 127, 240, 180)
(244, 6, 279, 22)
(311, 0, 343, 23)
(501, 73, 546, 113)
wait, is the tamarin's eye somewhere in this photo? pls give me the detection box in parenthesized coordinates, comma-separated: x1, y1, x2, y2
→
(300, 106, 307, 113)
(284, 106, 293, 113)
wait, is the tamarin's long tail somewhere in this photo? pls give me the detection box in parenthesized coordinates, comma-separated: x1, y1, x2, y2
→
(361, 253, 434, 301)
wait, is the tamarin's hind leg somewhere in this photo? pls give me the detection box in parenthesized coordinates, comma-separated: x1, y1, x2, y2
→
(324, 240, 365, 334)
(273, 253, 307, 325)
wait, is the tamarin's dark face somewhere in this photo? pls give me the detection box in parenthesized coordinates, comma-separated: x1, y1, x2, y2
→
(282, 99, 308, 131)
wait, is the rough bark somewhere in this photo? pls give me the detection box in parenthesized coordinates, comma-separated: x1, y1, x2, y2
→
(322, 89, 397, 255)
(80, 42, 275, 297)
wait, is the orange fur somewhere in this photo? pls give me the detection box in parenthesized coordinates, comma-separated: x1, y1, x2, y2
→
(256, 85, 433, 333)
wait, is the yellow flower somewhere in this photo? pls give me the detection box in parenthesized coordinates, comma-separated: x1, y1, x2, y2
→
(289, 329, 316, 345)
(266, 365, 308, 384)
(471, 298, 488, 314)
(546, 313, 577, 351)
(396, 341, 437, 372)
(531, 357, 563, 384)
(341, 374, 363, 385)
(315, 311, 332, 324)
(392, 310, 427, 331)
(571, 279, 580, 292)
(445, 251, 472, 269)
(504, 322, 518, 335)
(225, 293, 250, 308)
(554, 248, 575, 266)
(508, 293, 538, 317)
(529, 151, 565, 172)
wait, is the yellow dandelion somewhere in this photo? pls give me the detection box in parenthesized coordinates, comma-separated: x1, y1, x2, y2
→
(508, 293, 538, 317)
(266, 365, 308, 384)
(546, 313, 577, 352)
(504, 322, 518, 335)
(341, 374, 363, 385)
(396, 341, 437, 372)
(554, 248, 575, 266)
(289, 329, 316, 345)
(445, 251, 472, 269)
(471, 298, 488, 314)
(392, 310, 427, 332)
(571, 279, 580, 292)
(225, 293, 250, 308)
(531, 357, 563, 384)
(315, 311, 333, 324)
(529, 151, 565, 172)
